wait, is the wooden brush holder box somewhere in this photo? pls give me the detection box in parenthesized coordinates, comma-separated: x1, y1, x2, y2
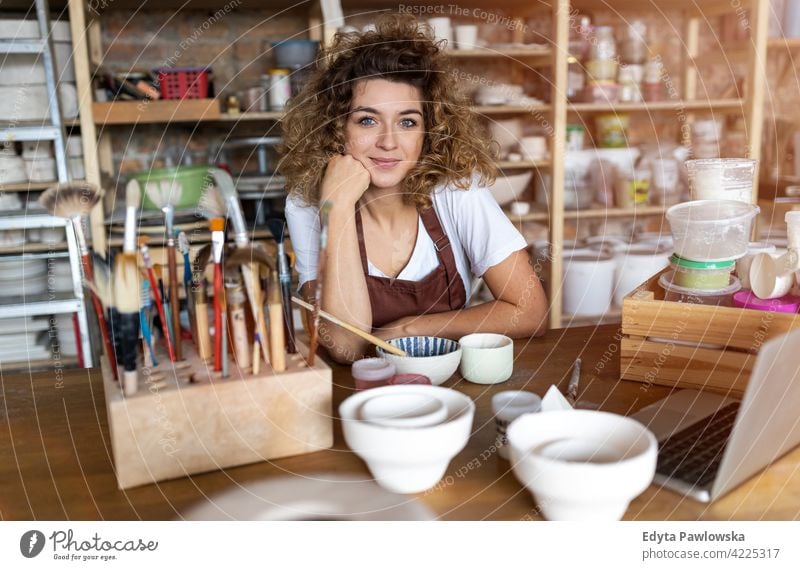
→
(101, 342, 332, 489)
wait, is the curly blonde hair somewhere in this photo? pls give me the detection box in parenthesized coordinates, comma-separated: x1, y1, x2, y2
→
(279, 13, 497, 208)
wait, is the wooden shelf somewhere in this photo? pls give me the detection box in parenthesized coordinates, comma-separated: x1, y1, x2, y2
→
(564, 205, 669, 219)
(0, 181, 56, 192)
(569, 99, 744, 113)
(768, 37, 800, 49)
(497, 159, 549, 169)
(92, 98, 220, 125)
(507, 204, 669, 223)
(217, 111, 285, 122)
(446, 47, 552, 60)
(0, 242, 68, 255)
(473, 104, 550, 115)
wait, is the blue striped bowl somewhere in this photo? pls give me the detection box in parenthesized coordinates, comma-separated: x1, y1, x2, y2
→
(377, 336, 462, 386)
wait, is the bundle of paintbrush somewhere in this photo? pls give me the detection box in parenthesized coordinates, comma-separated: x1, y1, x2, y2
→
(143, 179, 184, 360)
(39, 182, 116, 372)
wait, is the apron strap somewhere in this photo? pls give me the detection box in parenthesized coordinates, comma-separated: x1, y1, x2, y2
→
(419, 206, 466, 310)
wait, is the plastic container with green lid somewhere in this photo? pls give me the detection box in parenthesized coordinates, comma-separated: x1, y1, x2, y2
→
(669, 255, 735, 289)
(659, 270, 741, 306)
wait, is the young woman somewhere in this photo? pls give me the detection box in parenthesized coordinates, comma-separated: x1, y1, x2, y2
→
(281, 15, 548, 363)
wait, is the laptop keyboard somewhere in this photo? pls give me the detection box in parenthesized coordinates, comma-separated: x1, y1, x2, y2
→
(656, 402, 741, 490)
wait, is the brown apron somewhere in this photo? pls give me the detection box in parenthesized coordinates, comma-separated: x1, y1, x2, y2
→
(355, 205, 467, 329)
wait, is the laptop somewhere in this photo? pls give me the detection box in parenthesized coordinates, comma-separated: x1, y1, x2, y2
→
(631, 328, 800, 502)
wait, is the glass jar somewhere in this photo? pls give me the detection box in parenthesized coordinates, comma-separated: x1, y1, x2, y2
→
(268, 68, 292, 111)
(590, 26, 616, 60)
(621, 20, 648, 64)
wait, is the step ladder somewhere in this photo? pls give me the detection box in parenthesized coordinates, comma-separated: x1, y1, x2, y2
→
(0, 0, 93, 368)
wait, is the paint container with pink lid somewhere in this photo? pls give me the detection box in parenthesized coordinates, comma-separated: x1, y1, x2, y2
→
(732, 290, 800, 313)
(352, 358, 396, 391)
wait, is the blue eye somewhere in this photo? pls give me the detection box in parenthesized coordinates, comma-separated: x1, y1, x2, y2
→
(400, 118, 418, 128)
(357, 116, 376, 126)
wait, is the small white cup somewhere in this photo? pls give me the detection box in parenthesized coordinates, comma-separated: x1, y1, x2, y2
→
(458, 333, 514, 385)
(750, 251, 796, 299)
(428, 17, 453, 46)
(454, 24, 478, 49)
(492, 390, 542, 459)
(519, 136, 547, 162)
(510, 200, 531, 216)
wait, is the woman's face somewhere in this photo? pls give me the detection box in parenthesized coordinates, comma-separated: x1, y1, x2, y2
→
(345, 78, 425, 192)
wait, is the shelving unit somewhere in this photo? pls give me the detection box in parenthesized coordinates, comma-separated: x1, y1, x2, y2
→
(63, 0, 768, 333)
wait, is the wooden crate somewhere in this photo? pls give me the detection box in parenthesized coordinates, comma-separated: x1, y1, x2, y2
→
(101, 343, 332, 489)
(620, 269, 800, 396)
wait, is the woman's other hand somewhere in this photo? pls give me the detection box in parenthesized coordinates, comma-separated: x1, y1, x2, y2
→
(320, 154, 371, 207)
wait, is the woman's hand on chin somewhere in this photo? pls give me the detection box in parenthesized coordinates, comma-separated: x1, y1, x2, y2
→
(320, 154, 371, 208)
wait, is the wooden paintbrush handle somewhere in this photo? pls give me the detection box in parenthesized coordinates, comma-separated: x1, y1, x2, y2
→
(229, 303, 251, 371)
(146, 266, 176, 362)
(167, 244, 182, 360)
(213, 262, 223, 372)
(71, 313, 85, 368)
(194, 300, 212, 361)
(269, 301, 286, 372)
(290, 296, 407, 357)
(79, 253, 119, 373)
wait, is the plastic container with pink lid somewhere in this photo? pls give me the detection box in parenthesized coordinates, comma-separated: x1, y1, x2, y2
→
(352, 358, 396, 391)
(732, 291, 800, 313)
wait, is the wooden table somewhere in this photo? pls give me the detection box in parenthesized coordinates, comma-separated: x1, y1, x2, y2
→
(2, 325, 799, 520)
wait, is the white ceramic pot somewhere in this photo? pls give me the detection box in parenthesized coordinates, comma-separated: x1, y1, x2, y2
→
(340, 385, 475, 494)
(508, 410, 657, 521)
(562, 251, 617, 316)
(0, 146, 27, 185)
(613, 245, 670, 307)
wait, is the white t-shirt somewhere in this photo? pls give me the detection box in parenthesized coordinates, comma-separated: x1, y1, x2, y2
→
(284, 178, 528, 301)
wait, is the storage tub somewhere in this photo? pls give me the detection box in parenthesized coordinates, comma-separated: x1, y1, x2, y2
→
(666, 200, 759, 262)
(658, 270, 741, 306)
(669, 255, 735, 289)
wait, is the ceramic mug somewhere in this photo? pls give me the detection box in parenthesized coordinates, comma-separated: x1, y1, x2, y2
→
(458, 333, 514, 384)
(519, 136, 547, 162)
(454, 25, 478, 49)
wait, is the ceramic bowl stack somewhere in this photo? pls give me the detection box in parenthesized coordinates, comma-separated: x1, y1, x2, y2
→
(376, 336, 462, 385)
(508, 409, 657, 521)
(663, 199, 759, 305)
(0, 316, 52, 363)
(52, 313, 79, 357)
(0, 258, 48, 298)
(22, 141, 56, 183)
(340, 385, 475, 494)
(0, 18, 79, 121)
(0, 143, 26, 185)
(47, 260, 75, 294)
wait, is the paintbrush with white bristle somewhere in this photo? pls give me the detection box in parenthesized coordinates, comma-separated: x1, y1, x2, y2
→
(212, 169, 268, 361)
(144, 179, 184, 360)
(39, 183, 110, 370)
(115, 183, 144, 395)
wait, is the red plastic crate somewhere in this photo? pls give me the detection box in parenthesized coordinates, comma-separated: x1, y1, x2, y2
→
(156, 67, 209, 100)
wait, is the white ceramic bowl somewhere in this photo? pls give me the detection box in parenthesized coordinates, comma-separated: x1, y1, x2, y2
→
(488, 171, 533, 205)
(376, 336, 461, 386)
(508, 410, 657, 521)
(358, 392, 448, 428)
(340, 385, 475, 494)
